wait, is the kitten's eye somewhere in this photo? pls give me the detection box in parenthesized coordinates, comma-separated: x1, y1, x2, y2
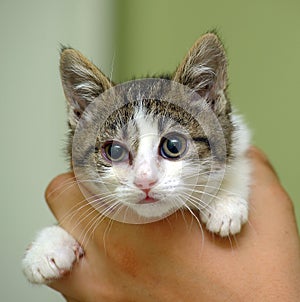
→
(102, 141, 129, 163)
(159, 133, 187, 160)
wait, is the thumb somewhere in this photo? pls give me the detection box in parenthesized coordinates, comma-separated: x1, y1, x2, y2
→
(45, 172, 103, 243)
(45, 172, 83, 221)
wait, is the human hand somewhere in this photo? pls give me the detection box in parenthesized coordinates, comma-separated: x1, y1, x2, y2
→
(45, 147, 300, 302)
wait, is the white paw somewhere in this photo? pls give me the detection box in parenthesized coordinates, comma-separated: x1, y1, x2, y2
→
(22, 226, 84, 284)
(200, 195, 248, 237)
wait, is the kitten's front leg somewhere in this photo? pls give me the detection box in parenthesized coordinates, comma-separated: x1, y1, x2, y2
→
(22, 225, 83, 284)
(200, 194, 248, 237)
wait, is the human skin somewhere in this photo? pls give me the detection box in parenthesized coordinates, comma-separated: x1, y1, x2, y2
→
(46, 147, 300, 302)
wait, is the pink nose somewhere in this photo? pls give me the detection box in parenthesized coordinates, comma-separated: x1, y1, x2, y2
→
(134, 178, 157, 190)
(134, 160, 158, 190)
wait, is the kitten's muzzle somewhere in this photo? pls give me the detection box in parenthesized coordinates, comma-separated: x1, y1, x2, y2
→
(138, 188, 158, 204)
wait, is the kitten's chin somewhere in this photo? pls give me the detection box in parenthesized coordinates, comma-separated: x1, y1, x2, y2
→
(129, 200, 179, 220)
(138, 197, 157, 204)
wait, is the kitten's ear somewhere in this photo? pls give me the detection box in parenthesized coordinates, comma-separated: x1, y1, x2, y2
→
(60, 47, 113, 128)
(173, 33, 229, 115)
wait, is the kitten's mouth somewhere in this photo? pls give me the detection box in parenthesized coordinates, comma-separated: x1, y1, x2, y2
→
(138, 197, 158, 204)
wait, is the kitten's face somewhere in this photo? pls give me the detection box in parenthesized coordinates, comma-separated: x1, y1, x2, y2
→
(97, 106, 200, 219)
(61, 33, 232, 223)
(82, 98, 214, 222)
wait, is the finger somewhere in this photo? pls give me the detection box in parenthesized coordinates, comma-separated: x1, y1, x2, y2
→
(247, 146, 280, 185)
(248, 146, 294, 210)
(45, 172, 84, 221)
(49, 254, 108, 302)
(61, 294, 81, 302)
(49, 276, 85, 301)
(246, 147, 298, 238)
(45, 172, 109, 244)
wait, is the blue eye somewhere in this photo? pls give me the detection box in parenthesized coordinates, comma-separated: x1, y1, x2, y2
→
(103, 141, 129, 162)
(160, 133, 187, 160)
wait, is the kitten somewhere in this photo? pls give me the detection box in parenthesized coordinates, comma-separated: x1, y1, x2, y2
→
(22, 33, 251, 284)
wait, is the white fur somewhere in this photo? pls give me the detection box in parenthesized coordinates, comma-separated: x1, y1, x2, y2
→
(200, 112, 251, 236)
(133, 108, 159, 188)
(22, 226, 82, 284)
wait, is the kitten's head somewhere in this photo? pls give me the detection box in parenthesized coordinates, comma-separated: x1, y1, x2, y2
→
(60, 33, 233, 223)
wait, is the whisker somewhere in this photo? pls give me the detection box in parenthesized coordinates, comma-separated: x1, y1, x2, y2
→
(58, 191, 116, 225)
(183, 183, 237, 196)
(103, 217, 115, 255)
(79, 200, 121, 249)
(46, 175, 118, 207)
(175, 195, 205, 250)
(182, 187, 241, 204)
(46, 178, 79, 200)
(179, 191, 215, 211)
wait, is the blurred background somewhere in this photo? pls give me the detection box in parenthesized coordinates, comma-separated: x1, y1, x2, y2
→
(0, 0, 299, 300)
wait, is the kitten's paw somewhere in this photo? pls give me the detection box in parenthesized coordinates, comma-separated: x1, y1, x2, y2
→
(200, 195, 248, 237)
(22, 226, 84, 284)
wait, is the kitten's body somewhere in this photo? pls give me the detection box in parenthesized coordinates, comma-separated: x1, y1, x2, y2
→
(23, 33, 251, 284)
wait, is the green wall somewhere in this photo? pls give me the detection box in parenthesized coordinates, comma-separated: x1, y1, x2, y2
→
(114, 0, 300, 225)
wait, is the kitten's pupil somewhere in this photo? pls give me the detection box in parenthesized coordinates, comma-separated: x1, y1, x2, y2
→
(167, 138, 181, 154)
(160, 133, 187, 160)
(103, 141, 128, 163)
